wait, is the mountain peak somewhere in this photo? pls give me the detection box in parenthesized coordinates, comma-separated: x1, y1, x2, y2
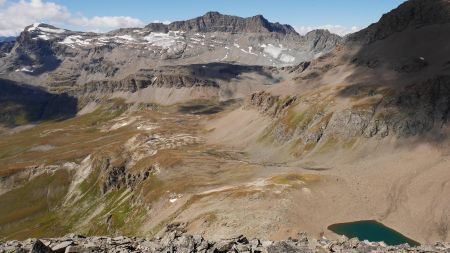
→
(349, 0, 450, 43)
(203, 11, 223, 17)
(161, 11, 298, 35)
(24, 23, 67, 34)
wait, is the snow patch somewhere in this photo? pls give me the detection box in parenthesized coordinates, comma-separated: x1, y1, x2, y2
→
(144, 32, 181, 49)
(59, 35, 90, 47)
(37, 34, 51, 40)
(15, 67, 33, 73)
(26, 23, 41, 32)
(38, 27, 65, 34)
(263, 44, 283, 59)
(114, 35, 135, 41)
(240, 48, 257, 56)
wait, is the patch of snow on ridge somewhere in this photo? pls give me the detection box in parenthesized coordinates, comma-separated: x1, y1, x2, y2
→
(37, 34, 50, 40)
(26, 23, 41, 32)
(27, 23, 65, 34)
(38, 26, 65, 34)
(144, 32, 181, 49)
(114, 35, 135, 41)
(59, 35, 90, 47)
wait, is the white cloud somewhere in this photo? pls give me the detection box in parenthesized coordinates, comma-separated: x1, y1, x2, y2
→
(295, 25, 361, 36)
(0, 0, 145, 36)
(71, 16, 144, 31)
(0, 0, 71, 36)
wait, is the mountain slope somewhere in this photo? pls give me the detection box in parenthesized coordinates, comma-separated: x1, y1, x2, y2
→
(207, 0, 450, 242)
(349, 0, 450, 43)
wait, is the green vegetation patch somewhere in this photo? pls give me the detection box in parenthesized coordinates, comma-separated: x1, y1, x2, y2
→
(0, 170, 71, 240)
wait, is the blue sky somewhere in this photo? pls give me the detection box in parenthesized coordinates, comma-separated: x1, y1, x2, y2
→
(55, 0, 405, 28)
(0, 0, 406, 36)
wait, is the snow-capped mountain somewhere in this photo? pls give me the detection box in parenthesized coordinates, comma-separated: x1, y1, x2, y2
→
(0, 12, 341, 91)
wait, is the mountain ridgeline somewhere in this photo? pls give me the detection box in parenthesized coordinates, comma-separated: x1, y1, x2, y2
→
(148, 11, 298, 34)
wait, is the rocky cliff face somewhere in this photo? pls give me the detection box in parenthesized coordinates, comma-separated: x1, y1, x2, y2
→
(0, 41, 14, 58)
(246, 75, 450, 152)
(348, 0, 450, 43)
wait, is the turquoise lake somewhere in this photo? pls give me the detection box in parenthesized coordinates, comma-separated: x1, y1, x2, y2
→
(328, 220, 420, 246)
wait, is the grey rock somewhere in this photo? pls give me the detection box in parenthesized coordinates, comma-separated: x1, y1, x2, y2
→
(213, 240, 234, 253)
(29, 240, 53, 253)
(51, 241, 73, 253)
(64, 246, 86, 253)
(266, 241, 305, 253)
(249, 239, 260, 248)
(1, 224, 450, 253)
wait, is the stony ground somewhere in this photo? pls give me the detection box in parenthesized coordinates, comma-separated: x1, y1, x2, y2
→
(1, 224, 450, 253)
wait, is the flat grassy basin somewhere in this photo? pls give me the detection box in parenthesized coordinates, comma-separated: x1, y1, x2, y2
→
(328, 220, 420, 246)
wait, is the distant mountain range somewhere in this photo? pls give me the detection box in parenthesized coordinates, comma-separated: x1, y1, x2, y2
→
(0, 36, 15, 42)
(0, 12, 341, 96)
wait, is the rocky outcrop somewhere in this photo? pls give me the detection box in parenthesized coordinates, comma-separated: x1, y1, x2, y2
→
(246, 75, 450, 149)
(281, 61, 311, 74)
(0, 41, 14, 57)
(100, 158, 154, 194)
(72, 63, 277, 96)
(328, 75, 450, 139)
(79, 72, 218, 95)
(245, 91, 297, 118)
(1, 224, 449, 253)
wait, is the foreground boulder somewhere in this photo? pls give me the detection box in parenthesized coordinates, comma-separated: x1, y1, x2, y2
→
(1, 225, 450, 253)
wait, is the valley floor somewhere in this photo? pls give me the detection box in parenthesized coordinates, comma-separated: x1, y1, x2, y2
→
(0, 99, 449, 244)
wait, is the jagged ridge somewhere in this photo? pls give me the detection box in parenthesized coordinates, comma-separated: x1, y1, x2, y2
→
(165, 11, 298, 34)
